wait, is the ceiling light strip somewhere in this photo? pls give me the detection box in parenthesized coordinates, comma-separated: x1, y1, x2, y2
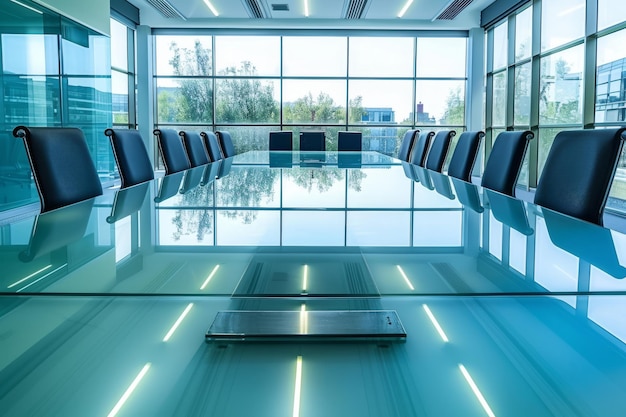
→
(396, 265, 415, 290)
(293, 356, 303, 417)
(397, 0, 414, 18)
(163, 303, 193, 342)
(304, 0, 309, 17)
(200, 264, 220, 290)
(423, 304, 449, 342)
(302, 264, 308, 292)
(10, 0, 43, 14)
(203, 0, 219, 16)
(458, 364, 496, 417)
(107, 363, 151, 417)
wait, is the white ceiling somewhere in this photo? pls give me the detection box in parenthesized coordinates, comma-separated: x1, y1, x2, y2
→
(126, 0, 497, 30)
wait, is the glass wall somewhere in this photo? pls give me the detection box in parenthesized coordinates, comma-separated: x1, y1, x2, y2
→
(0, 0, 112, 213)
(484, 0, 626, 212)
(153, 33, 467, 160)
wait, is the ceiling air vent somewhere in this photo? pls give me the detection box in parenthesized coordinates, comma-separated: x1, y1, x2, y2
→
(271, 4, 289, 11)
(145, 0, 186, 19)
(342, 0, 369, 19)
(435, 0, 473, 20)
(241, 0, 268, 18)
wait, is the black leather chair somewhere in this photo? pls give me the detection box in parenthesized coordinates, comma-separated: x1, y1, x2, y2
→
(154, 128, 191, 175)
(269, 131, 293, 151)
(447, 131, 485, 182)
(106, 182, 149, 224)
(485, 189, 533, 236)
(425, 130, 456, 172)
(481, 130, 534, 196)
(200, 131, 224, 162)
(409, 131, 434, 166)
(180, 131, 210, 167)
(104, 128, 154, 189)
(300, 131, 326, 151)
(216, 130, 236, 158)
(534, 127, 626, 225)
(338, 131, 362, 151)
(397, 129, 418, 161)
(13, 126, 103, 212)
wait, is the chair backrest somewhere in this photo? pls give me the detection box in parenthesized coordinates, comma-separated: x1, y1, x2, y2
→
(534, 128, 626, 225)
(338, 131, 362, 152)
(179, 131, 210, 167)
(154, 128, 191, 175)
(200, 131, 224, 161)
(104, 128, 154, 188)
(425, 130, 456, 172)
(409, 131, 434, 166)
(13, 125, 103, 212)
(269, 131, 293, 151)
(216, 130, 236, 158)
(481, 130, 534, 196)
(447, 131, 485, 182)
(397, 129, 418, 161)
(300, 131, 326, 151)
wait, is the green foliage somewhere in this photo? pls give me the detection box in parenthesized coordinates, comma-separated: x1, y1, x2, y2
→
(216, 61, 279, 123)
(284, 92, 342, 124)
(441, 86, 465, 125)
(539, 58, 582, 125)
(167, 41, 213, 123)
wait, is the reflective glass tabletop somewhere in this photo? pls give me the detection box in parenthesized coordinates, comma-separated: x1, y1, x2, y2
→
(2, 151, 626, 416)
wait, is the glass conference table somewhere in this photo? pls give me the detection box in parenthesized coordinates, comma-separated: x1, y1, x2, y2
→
(2, 150, 626, 416)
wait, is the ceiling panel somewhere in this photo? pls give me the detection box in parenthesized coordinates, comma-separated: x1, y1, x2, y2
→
(126, 0, 496, 29)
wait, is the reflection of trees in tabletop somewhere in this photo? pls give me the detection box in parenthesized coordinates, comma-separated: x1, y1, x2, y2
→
(284, 168, 366, 193)
(171, 181, 216, 242)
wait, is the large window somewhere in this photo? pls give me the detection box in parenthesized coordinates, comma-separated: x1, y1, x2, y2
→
(485, 0, 626, 212)
(153, 33, 468, 157)
(110, 18, 135, 129)
(0, 1, 112, 213)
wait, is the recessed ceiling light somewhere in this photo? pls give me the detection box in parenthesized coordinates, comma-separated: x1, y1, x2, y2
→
(304, 0, 309, 17)
(203, 0, 219, 16)
(398, 0, 414, 18)
(10, 0, 43, 14)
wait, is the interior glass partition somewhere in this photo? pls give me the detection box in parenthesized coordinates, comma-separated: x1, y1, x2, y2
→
(0, 0, 112, 214)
